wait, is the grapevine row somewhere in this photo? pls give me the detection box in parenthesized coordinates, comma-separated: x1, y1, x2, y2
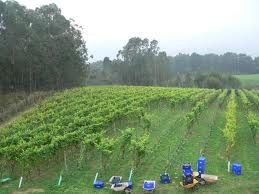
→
(0, 87, 209, 167)
(239, 90, 258, 143)
(167, 89, 220, 167)
(222, 90, 237, 160)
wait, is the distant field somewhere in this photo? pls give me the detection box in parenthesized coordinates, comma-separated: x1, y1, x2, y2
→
(234, 74, 259, 87)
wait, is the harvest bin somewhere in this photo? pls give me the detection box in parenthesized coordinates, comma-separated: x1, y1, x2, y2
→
(94, 181, 104, 188)
(232, 163, 242, 175)
(160, 173, 171, 184)
(182, 163, 193, 176)
(197, 157, 206, 177)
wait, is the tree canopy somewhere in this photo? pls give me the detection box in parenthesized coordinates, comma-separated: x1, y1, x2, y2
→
(99, 37, 171, 86)
(0, 0, 88, 92)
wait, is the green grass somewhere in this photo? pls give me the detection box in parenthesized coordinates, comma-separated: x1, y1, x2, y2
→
(234, 74, 259, 88)
(1, 92, 259, 193)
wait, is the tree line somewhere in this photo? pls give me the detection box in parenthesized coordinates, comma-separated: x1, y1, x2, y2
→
(0, 1, 88, 92)
(1, 1, 259, 92)
(90, 38, 258, 88)
(169, 52, 259, 74)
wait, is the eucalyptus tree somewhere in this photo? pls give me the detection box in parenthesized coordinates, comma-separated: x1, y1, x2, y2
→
(0, 1, 88, 92)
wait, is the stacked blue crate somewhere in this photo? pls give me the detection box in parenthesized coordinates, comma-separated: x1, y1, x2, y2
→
(232, 163, 242, 175)
(197, 157, 206, 177)
(182, 163, 193, 176)
(160, 173, 171, 184)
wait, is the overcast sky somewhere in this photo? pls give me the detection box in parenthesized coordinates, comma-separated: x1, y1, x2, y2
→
(16, 0, 259, 61)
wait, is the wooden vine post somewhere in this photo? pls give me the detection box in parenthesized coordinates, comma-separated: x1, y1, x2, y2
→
(64, 150, 68, 171)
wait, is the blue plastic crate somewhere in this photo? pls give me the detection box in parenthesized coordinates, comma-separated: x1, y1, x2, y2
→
(182, 163, 193, 176)
(143, 180, 155, 191)
(232, 163, 242, 175)
(160, 173, 171, 184)
(94, 181, 104, 189)
(183, 169, 193, 176)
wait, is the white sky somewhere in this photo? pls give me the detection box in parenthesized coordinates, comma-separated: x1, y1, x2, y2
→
(16, 0, 259, 60)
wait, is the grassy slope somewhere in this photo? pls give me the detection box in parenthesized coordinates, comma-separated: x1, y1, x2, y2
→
(234, 74, 259, 88)
(1, 92, 259, 194)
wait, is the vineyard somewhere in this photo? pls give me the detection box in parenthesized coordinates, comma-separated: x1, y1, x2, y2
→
(0, 86, 259, 193)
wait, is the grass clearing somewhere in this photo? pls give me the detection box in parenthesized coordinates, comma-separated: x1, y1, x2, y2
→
(234, 74, 259, 88)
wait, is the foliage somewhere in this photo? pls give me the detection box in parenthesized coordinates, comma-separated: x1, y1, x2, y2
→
(0, 1, 88, 92)
(244, 90, 259, 108)
(170, 90, 202, 107)
(168, 72, 241, 89)
(185, 90, 220, 128)
(141, 113, 151, 131)
(169, 52, 258, 75)
(100, 37, 171, 86)
(90, 52, 259, 88)
(247, 111, 259, 143)
(83, 132, 104, 149)
(239, 90, 251, 109)
(222, 90, 237, 160)
(0, 86, 209, 168)
(1, 88, 259, 193)
(120, 128, 135, 158)
(130, 133, 150, 167)
(217, 89, 227, 107)
(95, 133, 115, 170)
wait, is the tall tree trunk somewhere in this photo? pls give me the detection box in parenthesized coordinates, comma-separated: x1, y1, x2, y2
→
(21, 71, 24, 90)
(155, 63, 157, 86)
(29, 64, 32, 93)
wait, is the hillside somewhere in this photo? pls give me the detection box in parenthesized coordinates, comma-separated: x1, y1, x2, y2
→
(0, 86, 259, 193)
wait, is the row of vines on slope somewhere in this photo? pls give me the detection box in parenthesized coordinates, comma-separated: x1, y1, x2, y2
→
(239, 90, 259, 143)
(222, 90, 237, 160)
(185, 90, 220, 128)
(0, 86, 209, 173)
(143, 89, 213, 169)
(64, 84, 205, 171)
(167, 89, 220, 169)
(244, 89, 259, 109)
(239, 90, 251, 110)
(217, 89, 227, 108)
(198, 90, 228, 156)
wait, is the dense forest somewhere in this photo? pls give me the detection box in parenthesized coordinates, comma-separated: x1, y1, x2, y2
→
(1, 1, 259, 92)
(169, 52, 259, 74)
(0, 1, 88, 92)
(90, 41, 258, 88)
